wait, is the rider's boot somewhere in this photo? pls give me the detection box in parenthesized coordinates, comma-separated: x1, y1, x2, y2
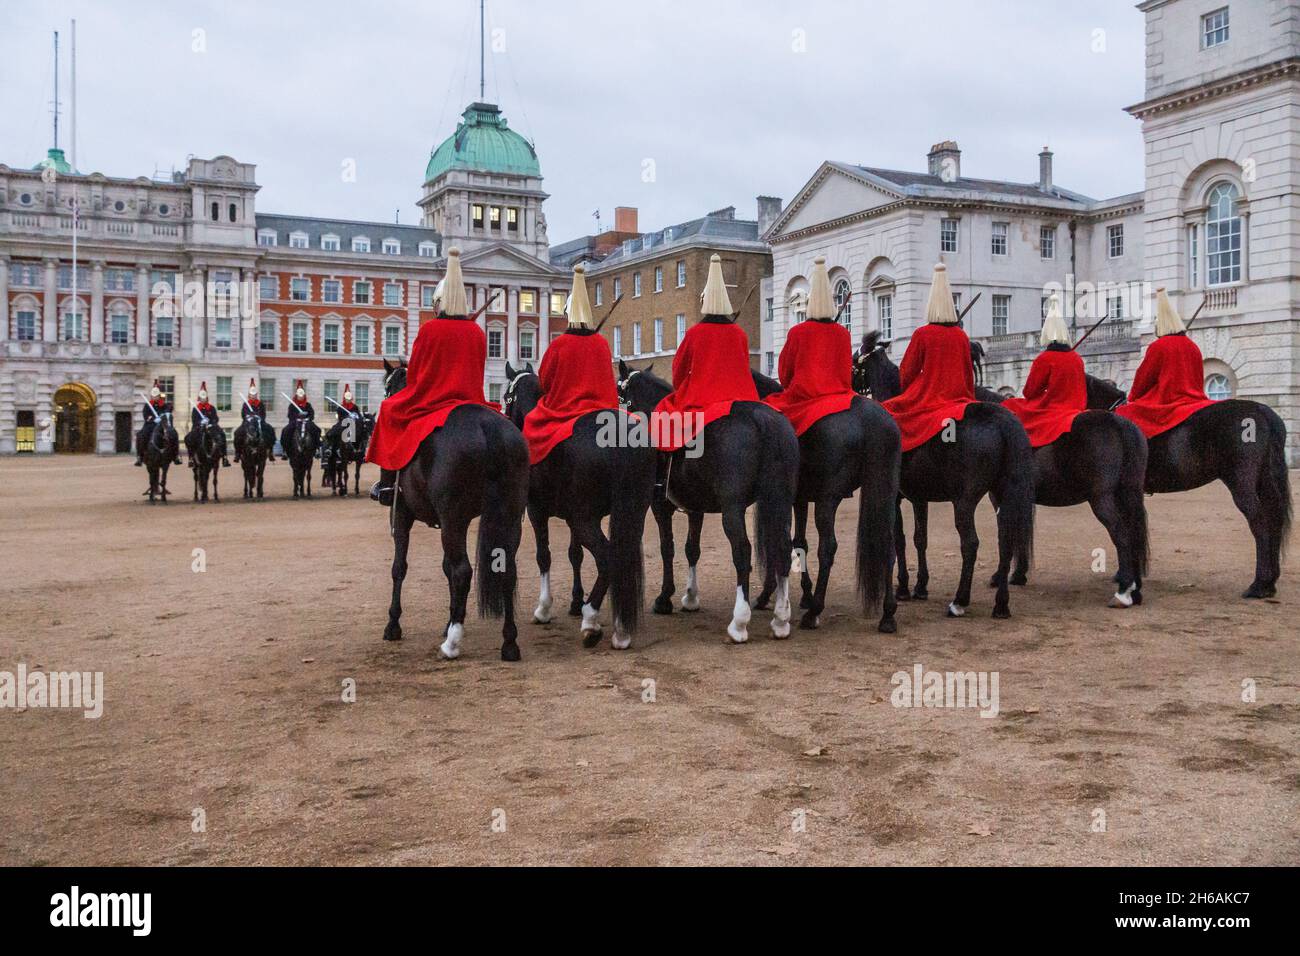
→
(370, 469, 396, 506)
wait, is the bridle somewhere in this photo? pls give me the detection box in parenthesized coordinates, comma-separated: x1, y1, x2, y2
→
(384, 364, 406, 396)
(502, 370, 535, 413)
(617, 367, 644, 407)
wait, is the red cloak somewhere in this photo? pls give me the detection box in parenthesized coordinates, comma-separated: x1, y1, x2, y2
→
(365, 316, 498, 470)
(881, 323, 977, 452)
(522, 330, 619, 465)
(1001, 347, 1087, 448)
(765, 319, 857, 435)
(1115, 333, 1216, 439)
(652, 319, 758, 452)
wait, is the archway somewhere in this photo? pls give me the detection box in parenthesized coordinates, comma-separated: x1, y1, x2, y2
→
(53, 382, 97, 453)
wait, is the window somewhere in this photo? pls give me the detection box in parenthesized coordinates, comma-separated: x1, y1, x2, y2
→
(1041, 295, 1050, 319)
(519, 328, 536, 361)
(633, 273, 642, 297)
(488, 383, 503, 404)
(593, 283, 603, 307)
(291, 277, 310, 302)
(354, 324, 371, 354)
(952, 292, 962, 312)
(1188, 223, 1199, 288)
(612, 327, 622, 358)
(766, 298, 774, 322)
(157, 377, 176, 405)
(216, 377, 232, 412)
(654, 266, 663, 293)
(259, 320, 277, 350)
(991, 222, 1008, 256)
(323, 381, 339, 410)
(289, 232, 308, 249)
(292, 322, 309, 352)
(654, 317, 663, 352)
(105, 269, 135, 292)
(613, 277, 622, 300)
(211, 201, 219, 222)
(11, 263, 41, 287)
(472, 205, 484, 228)
(766, 352, 775, 376)
(520, 290, 536, 313)
(1107, 224, 1124, 259)
(550, 292, 566, 315)
(632, 322, 642, 355)
(214, 317, 233, 349)
(383, 325, 401, 355)
(61, 310, 85, 341)
(676, 260, 686, 288)
(834, 279, 852, 328)
(58, 266, 90, 290)
(16, 311, 37, 341)
(228, 203, 238, 223)
(258, 230, 277, 247)
(487, 328, 504, 359)
(354, 280, 371, 304)
(507, 208, 519, 232)
(1205, 373, 1232, 400)
(1202, 7, 1229, 48)
(259, 276, 278, 301)
(110, 313, 130, 344)
(418, 241, 437, 258)
(1107, 291, 1123, 319)
(383, 282, 402, 307)
(489, 207, 501, 230)
(1206, 182, 1241, 286)
(422, 285, 436, 308)
(155, 316, 175, 347)
(352, 236, 370, 253)
(877, 295, 892, 340)
(260, 379, 276, 413)
(323, 324, 340, 353)
(992, 294, 1010, 336)
(382, 238, 401, 255)
(941, 218, 959, 253)
(1040, 225, 1055, 260)
(354, 382, 370, 412)
(489, 288, 505, 312)
(676, 314, 686, 345)
(321, 234, 340, 251)
(323, 279, 342, 304)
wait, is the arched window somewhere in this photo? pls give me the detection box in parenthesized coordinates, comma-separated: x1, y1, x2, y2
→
(1205, 182, 1241, 286)
(1205, 373, 1232, 400)
(210, 201, 219, 222)
(228, 202, 238, 223)
(834, 279, 852, 328)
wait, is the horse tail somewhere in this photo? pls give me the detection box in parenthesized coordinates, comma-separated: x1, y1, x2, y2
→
(1118, 418, 1150, 579)
(995, 412, 1035, 574)
(1259, 408, 1293, 559)
(607, 443, 654, 638)
(856, 405, 900, 612)
(476, 418, 526, 620)
(752, 407, 798, 582)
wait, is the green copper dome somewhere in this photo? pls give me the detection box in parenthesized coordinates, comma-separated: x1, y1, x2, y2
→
(425, 102, 540, 182)
(34, 147, 74, 175)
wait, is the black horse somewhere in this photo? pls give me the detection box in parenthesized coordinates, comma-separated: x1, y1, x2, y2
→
(1086, 375, 1291, 598)
(239, 415, 274, 500)
(853, 332, 1036, 618)
(142, 411, 178, 504)
(381, 358, 531, 660)
(971, 387, 1150, 607)
(187, 422, 223, 503)
(618, 361, 799, 643)
(504, 362, 656, 649)
(325, 412, 373, 497)
(748, 369, 902, 633)
(285, 418, 319, 499)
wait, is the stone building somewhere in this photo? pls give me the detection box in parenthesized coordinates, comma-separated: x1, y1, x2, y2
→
(0, 100, 566, 452)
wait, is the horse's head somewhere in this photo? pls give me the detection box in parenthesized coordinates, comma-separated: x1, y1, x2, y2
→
(502, 360, 538, 428)
(383, 357, 408, 398)
(751, 367, 783, 399)
(616, 359, 669, 416)
(1085, 374, 1127, 411)
(853, 331, 898, 400)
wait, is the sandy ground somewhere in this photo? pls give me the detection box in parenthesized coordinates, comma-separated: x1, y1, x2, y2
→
(0, 455, 1296, 867)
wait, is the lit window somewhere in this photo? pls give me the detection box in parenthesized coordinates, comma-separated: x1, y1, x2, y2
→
(1206, 183, 1241, 285)
(1107, 224, 1124, 259)
(507, 208, 519, 232)
(992, 294, 1010, 336)
(472, 205, 484, 228)
(550, 292, 566, 315)
(941, 218, 959, 253)
(991, 222, 1008, 256)
(519, 290, 536, 313)
(1040, 225, 1055, 260)
(1202, 7, 1229, 48)
(489, 207, 501, 229)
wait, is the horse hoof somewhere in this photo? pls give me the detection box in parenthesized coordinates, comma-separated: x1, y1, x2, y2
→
(1131, 590, 1143, 606)
(877, 616, 897, 635)
(1010, 573, 1028, 586)
(610, 630, 632, 651)
(581, 629, 603, 649)
(912, 588, 928, 601)
(1242, 583, 1276, 599)
(501, 643, 521, 662)
(771, 617, 791, 639)
(652, 596, 674, 615)
(946, 603, 966, 618)
(680, 592, 700, 612)
(799, 610, 819, 630)
(895, 588, 911, 602)
(992, 606, 1011, 619)
(726, 622, 749, 643)
(533, 607, 552, 625)
(383, 624, 402, 642)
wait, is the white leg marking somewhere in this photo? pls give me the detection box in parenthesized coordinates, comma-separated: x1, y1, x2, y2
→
(790, 548, 803, 574)
(727, 585, 751, 643)
(534, 571, 553, 623)
(771, 576, 792, 639)
(611, 617, 631, 650)
(581, 602, 602, 637)
(947, 602, 966, 617)
(439, 622, 464, 659)
(1108, 582, 1136, 609)
(681, 566, 700, 611)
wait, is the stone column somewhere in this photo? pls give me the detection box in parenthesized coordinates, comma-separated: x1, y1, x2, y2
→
(136, 263, 152, 346)
(91, 260, 105, 344)
(43, 257, 58, 341)
(537, 283, 552, 365)
(0, 255, 9, 342)
(506, 285, 519, 364)
(191, 266, 206, 358)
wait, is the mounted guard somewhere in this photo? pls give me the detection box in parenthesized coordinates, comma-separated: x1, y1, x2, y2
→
(185, 381, 230, 468)
(1115, 288, 1217, 439)
(233, 378, 273, 465)
(281, 380, 320, 459)
(1000, 294, 1087, 447)
(135, 380, 181, 466)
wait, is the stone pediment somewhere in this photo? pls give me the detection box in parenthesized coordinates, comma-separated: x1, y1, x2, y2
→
(767, 162, 906, 240)
(457, 243, 560, 277)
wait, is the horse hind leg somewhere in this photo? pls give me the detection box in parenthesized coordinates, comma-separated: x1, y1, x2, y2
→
(681, 511, 704, 611)
(567, 532, 585, 616)
(650, 494, 676, 614)
(911, 500, 930, 600)
(720, 504, 753, 643)
(532, 508, 554, 624)
(946, 497, 980, 617)
(801, 498, 840, 629)
(1088, 493, 1137, 608)
(795, 500, 814, 609)
(384, 505, 414, 642)
(1230, 480, 1275, 599)
(893, 498, 911, 600)
(574, 518, 610, 649)
(439, 520, 474, 659)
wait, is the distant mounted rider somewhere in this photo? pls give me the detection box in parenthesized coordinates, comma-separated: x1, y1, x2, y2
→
(233, 377, 273, 464)
(280, 379, 320, 459)
(185, 380, 231, 467)
(135, 379, 181, 466)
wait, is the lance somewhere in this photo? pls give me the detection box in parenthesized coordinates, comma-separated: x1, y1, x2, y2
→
(594, 294, 626, 333)
(1183, 294, 1209, 331)
(238, 391, 258, 419)
(137, 391, 162, 421)
(955, 291, 982, 326)
(324, 394, 360, 419)
(729, 283, 759, 324)
(1071, 313, 1110, 351)
(188, 398, 210, 427)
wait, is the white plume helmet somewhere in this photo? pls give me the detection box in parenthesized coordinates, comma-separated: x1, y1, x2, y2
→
(1153, 287, 1185, 336)
(806, 256, 835, 320)
(248, 377, 258, 397)
(1039, 293, 1071, 346)
(149, 385, 161, 398)
(700, 254, 733, 316)
(434, 246, 469, 316)
(567, 264, 593, 328)
(343, 383, 353, 401)
(925, 263, 960, 324)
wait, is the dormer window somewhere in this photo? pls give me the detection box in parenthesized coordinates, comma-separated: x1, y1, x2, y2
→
(289, 231, 309, 249)
(1202, 7, 1229, 48)
(418, 241, 437, 257)
(382, 238, 401, 255)
(352, 236, 370, 253)
(321, 234, 340, 251)
(257, 230, 277, 247)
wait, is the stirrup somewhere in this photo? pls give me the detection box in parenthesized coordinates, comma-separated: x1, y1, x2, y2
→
(370, 482, 394, 506)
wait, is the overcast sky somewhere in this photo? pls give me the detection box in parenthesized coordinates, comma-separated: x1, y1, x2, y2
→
(1, 0, 1147, 242)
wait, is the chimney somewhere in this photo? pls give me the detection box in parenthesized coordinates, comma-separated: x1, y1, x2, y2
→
(927, 140, 961, 181)
(756, 196, 783, 237)
(613, 206, 638, 233)
(1038, 147, 1053, 192)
